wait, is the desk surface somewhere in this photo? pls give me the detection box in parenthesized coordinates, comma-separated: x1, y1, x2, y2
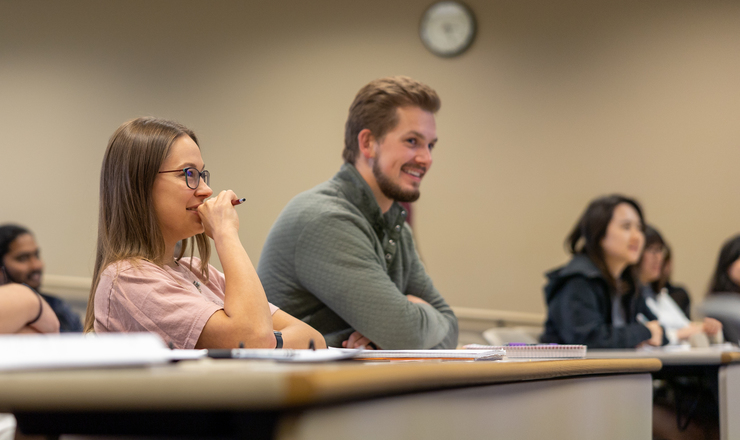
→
(0, 358, 660, 412)
(588, 347, 740, 366)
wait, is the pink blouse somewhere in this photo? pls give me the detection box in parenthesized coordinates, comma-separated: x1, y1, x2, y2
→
(94, 257, 278, 349)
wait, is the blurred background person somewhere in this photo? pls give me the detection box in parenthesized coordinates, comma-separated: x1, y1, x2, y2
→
(0, 224, 82, 332)
(661, 246, 691, 318)
(637, 225, 721, 345)
(0, 282, 59, 440)
(701, 234, 740, 343)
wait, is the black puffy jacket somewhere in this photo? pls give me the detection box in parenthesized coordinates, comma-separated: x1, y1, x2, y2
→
(541, 254, 664, 348)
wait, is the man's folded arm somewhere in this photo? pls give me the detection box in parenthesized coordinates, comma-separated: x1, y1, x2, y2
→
(402, 239, 458, 348)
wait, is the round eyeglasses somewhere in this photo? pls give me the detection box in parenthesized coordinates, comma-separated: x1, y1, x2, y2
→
(158, 167, 210, 190)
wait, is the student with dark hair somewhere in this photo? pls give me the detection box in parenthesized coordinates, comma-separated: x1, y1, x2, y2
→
(707, 234, 740, 295)
(637, 225, 721, 344)
(541, 195, 665, 348)
(640, 228, 690, 313)
(701, 234, 740, 343)
(0, 224, 82, 332)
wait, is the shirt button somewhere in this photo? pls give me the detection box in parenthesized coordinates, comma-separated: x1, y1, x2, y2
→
(401, 211, 407, 217)
(389, 239, 395, 245)
(395, 225, 401, 232)
(385, 253, 392, 260)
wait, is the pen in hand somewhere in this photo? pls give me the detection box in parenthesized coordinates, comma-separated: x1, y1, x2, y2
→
(231, 198, 246, 206)
(636, 313, 648, 325)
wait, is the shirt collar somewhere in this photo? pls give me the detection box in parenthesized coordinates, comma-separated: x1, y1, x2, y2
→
(334, 163, 407, 239)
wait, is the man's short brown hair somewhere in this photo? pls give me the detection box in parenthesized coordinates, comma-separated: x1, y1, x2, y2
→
(343, 76, 441, 164)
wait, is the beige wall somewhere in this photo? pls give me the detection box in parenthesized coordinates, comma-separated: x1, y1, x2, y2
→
(2, 0, 740, 316)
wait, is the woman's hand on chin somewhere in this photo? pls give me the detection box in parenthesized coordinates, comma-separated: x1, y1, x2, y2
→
(198, 190, 240, 240)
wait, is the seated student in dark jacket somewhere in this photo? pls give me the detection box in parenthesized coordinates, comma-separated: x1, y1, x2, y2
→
(541, 195, 666, 348)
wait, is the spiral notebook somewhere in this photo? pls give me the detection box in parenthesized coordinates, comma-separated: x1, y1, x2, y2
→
(463, 344, 587, 359)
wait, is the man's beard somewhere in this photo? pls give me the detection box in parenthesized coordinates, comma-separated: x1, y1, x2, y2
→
(373, 160, 421, 203)
(2, 268, 42, 290)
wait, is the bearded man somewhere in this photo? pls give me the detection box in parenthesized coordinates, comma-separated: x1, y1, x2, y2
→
(0, 224, 82, 332)
(258, 76, 458, 349)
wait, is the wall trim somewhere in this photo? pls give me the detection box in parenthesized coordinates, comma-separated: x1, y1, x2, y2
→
(452, 306, 545, 328)
(43, 274, 91, 301)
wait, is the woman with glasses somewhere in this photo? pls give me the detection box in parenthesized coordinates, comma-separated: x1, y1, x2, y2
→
(637, 225, 721, 344)
(84, 117, 325, 349)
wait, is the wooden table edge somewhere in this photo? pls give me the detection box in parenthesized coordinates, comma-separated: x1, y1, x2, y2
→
(721, 351, 740, 364)
(285, 358, 662, 405)
(0, 358, 661, 411)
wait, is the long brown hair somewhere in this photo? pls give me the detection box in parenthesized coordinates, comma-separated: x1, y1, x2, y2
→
(84, 117, 211, 332)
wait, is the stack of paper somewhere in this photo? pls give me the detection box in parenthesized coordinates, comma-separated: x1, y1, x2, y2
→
(206, 348, 361, 362)
(0, 333, 179, 371)
(463, 344, 587, 358)
(330, 348, 505, 361)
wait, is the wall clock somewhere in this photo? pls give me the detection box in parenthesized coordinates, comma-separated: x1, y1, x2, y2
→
(419, 1, 476, 58)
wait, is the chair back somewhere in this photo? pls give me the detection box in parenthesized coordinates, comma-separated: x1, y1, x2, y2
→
(699, 293, 740, 343)
(482, 326, 540, 346)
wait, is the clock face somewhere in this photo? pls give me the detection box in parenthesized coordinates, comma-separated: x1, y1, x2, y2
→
(419, 1, 476, 57)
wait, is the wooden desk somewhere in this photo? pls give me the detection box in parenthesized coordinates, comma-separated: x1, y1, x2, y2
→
(0, 358, 660, 439)
(589, 347, 740, 440)
(720, 359, 740, 440)
(588, 347, 740, 366)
